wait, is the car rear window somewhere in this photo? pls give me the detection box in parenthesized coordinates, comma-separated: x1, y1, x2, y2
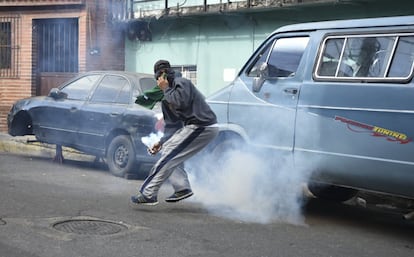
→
(315, 33, 414, 81)
(140, 77, 157, 92)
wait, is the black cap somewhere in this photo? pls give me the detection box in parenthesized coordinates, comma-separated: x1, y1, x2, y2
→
(154, 60, 171, 74)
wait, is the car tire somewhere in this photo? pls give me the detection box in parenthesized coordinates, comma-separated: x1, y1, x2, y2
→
(308, 182, 358, 202)
(106, 135, 136, 178)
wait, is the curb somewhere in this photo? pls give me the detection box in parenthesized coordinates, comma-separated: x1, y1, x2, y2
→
(0, 133, 95, 162)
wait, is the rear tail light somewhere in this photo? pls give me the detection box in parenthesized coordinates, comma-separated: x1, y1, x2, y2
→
(154, 113, 164, 132)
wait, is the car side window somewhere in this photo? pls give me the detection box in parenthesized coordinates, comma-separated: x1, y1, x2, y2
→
(267, 37, 310, 78)
(247, 37, 309, 78)
(388, 36, 414, 77)
(315, 33, 414, 81)
(61, 75, 100, 100)
(90, 75, 131, 104)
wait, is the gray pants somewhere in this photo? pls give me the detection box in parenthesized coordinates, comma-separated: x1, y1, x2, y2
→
(140, 124, 219, 198)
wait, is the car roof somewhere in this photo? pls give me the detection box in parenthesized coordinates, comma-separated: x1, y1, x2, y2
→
(58, 70, 155, 90)
(272, 15, 414, 35)
(81, 70, 153, 79)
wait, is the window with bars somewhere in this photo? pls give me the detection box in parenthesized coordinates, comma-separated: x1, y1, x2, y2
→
(172, 65, 197, 85)
(0, 16, 20, 78)
(34, 18, 79, 73)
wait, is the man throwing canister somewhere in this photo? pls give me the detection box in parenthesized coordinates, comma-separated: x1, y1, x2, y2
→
(131, 60, 219, 205)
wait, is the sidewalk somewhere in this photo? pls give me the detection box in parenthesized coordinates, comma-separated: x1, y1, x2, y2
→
(0, 132, 94, 161)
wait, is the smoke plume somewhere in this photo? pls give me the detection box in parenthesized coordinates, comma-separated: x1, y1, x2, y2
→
(141, 131, 164, 149)
(186, 146, 310, 225)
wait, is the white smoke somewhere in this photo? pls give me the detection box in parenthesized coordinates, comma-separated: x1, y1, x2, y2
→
(142, 131, 311, 225)
(187, 146, 310, 225)
(141, 131, 164, 148)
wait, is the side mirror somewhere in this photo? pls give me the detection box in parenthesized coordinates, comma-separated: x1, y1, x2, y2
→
(252, 62, 268, 92)
(48, 88, 67, 99)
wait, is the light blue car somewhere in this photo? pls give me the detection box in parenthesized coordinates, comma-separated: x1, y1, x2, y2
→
(207, 15, 414, 202)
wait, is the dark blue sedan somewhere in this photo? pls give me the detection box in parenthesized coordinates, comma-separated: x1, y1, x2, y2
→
(7, 71, 162, 178)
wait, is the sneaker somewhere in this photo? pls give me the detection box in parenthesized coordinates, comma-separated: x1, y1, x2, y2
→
(130, 193, 158, 206)
(165, 189, 194, 203)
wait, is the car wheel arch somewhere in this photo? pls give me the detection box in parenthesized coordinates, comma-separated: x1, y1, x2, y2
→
(10, 111, 33, 136)
(206, 130, 246, 161)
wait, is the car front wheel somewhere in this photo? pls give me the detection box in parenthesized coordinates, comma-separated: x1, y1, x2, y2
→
(107, 135, 136, 177)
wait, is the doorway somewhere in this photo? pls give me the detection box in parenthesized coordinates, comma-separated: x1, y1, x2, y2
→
(33, 18, 79, 96)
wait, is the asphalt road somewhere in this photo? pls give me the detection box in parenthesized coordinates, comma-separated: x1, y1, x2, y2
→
(0, 153, 413, 257)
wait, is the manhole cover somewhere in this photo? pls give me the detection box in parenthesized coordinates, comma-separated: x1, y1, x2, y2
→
(53, 219, 128, 235)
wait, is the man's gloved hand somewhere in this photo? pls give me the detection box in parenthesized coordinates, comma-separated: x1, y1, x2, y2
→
(148, 142, 162, 155)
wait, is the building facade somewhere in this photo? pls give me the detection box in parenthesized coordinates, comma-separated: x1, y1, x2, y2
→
(0, 0, 127, 132)
(125, 0, 414, 95)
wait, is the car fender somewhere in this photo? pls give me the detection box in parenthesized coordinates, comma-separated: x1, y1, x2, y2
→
(215, 123, 249, 143)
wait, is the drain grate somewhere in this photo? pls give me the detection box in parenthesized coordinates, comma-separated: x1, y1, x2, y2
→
(53, 219, 128, 235)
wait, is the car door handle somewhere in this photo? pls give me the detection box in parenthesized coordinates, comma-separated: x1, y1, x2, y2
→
(70, 107, 78, 112)
(283, 88, 298, 95)
(110, 112, 120, 116)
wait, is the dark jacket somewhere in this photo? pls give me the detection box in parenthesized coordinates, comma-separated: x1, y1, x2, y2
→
(160, 77, 217, 144)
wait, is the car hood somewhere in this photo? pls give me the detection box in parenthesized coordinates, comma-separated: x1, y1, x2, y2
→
(10, 96, 50, 112)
